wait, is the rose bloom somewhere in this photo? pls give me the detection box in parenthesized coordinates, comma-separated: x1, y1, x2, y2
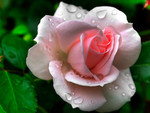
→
(26, 2, 141, 112)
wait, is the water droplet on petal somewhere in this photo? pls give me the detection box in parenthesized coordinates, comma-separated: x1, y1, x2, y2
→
(73, 97, 83, 104)
(76, 13, 82, 19)
(122, 92, 126, 96)
(96, 10, 107, 19)
(114, 85, 119, 90)
(65, 93, 72, 101)
(112, 9, 117, 15)
(108, 87, 112, 90)
(84, 10, 88, 14)
(55, 63, 59, 68)
(63, 18, 66, 21)
(111, 9, 117, 15)
(123, 72, 130, 77)
(70, 71, 74, 75)
(91, 19, 96, 24)
(129, 84, 135, 90)
(51, 22, 54, 26)
(66, 5, 77, 13)
(49, 38, 52, 42)
(72, 92, 75, 96)
(48, 17, 52, 21)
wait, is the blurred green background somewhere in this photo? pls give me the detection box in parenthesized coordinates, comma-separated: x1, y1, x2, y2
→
(0, 0, 150, 113)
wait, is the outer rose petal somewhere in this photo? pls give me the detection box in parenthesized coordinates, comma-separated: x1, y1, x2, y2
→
(49, 60, 106, 111)
(27, 15, 64, 80)
(84, 6, 141, 69)
(56, 20, 97, 52)
(26, 43, 53, 80)
(54, 2, 88, 21)
(34, 15, 64, 44)
(97, 69, 136, 112)
(113, 24, 141, 69)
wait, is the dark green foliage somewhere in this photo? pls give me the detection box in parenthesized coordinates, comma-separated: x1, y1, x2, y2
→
(0, 71, 37, 113)
(0, 0, 150, 113)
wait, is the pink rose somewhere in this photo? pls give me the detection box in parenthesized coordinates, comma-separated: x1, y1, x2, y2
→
(26, 2, 141, 112)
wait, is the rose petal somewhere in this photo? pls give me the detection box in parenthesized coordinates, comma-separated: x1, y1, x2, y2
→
(54, 2, 88, 21)
(65, 66, 119, 87)
(68, 34, 97, 78)
(56, 20, 97, 52)
(97, 68, 136, 112)
(84, 6, 128, 30)
(49, 60, 106, 111)
(84, 6, 141, 70)
(84, 33, 105, 69)
(34, 15, 64, 44)
(113, 24, 141, 69)
(91, 34, 120, 75)
(26, 43, 53, 80)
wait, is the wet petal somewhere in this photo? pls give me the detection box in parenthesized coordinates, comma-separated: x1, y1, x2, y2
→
(97, 68, 136, 112)
(113, 24, 141, 69)
(49, 60, 106, 111)
(56, 20, 97, 52)
(65, 66, 119, 87)
(26, 43, 53, 80)
(54, 2, 88, 21)
(35, 15, 64, 44)
(92, 34, 120, 75)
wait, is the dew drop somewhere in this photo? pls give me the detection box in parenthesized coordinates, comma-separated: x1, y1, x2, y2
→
(73, 97, 83, 104)
(123, 72, 130, 77)
(51, 22, 54, 26)
(122, 92, 126, 96)
(91, 19, 96, 24)
(66, 5, 77, 13)
(72, 92, 75, 96)
(70, 71, 74, 75)
(112, 9, 117, 15)
(114, 85, 119, 90)
(96, 10, 107, 19)
(128, 84, 135, 90)
(48, 18, 52, 21)
(65, 93, 72, 101)
(63, 18, 66, 21)
(55, 63, 59, 68)
(108, 87, 112, 90)
(84, 10, 88, 14)
(49, 38, 52, 42)
(76, 13, 82, 19)
(131, 91, 135, 95)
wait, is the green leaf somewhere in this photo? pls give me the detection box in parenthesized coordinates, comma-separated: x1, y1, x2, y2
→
(12, 24, 28, 35)
(0, 47, 4, 68)
(0, 105, 6, 113)
(34, 80, 62, 112)
(135, 41, 150, 65)
(119, 102, 131, 113)
(1, 34, 30, 70)
(28, 1, 53, 34)
(131, 41, 150, 83)
(107, 0, 145, 5)
(131, 65, 150, 83)
(145, 83, 150, 100)
(0, 71, 37, 113)
(63, 103, 86, 113)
